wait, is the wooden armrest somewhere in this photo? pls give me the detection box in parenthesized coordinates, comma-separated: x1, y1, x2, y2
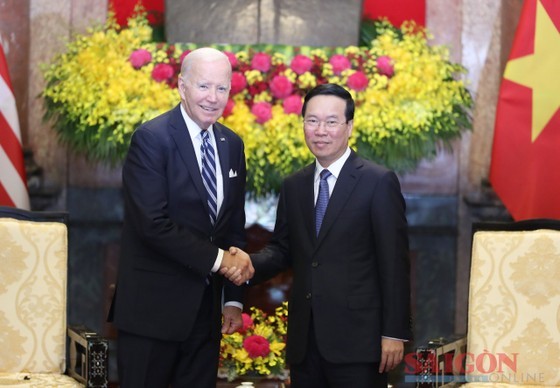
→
(415, 335, 467, 387)
(67, 325, 109, 388)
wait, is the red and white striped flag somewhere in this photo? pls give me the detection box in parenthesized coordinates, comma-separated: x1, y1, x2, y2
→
(0, 44, 29, 209)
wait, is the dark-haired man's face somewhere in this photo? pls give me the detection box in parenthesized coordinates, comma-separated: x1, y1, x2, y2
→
(303, 95, 353, 167)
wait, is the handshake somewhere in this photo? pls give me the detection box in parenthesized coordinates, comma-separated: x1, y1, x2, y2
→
(220, 247, 254, 286)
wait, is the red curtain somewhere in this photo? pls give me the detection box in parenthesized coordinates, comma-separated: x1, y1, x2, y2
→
(362, 0, 426, 26)
(110, 1, 425, 29)
(109, 0, 164, 26)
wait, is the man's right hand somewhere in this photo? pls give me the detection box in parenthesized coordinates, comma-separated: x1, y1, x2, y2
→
(220, 247, 254, 285)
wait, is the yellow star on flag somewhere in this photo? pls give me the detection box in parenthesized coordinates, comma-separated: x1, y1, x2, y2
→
(504, 0, 560, 142)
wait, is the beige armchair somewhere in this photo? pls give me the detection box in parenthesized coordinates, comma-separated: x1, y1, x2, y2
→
(416, 219, 560, 387)
(0, 206, 108, 387)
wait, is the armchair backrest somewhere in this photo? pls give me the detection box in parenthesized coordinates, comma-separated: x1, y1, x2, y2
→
(0, 207, 69, 374)
(467, 219, 560, 385)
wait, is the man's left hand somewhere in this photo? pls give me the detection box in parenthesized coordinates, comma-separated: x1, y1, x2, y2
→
(379, 338, 404, 373)
(221, 305, 243, 334)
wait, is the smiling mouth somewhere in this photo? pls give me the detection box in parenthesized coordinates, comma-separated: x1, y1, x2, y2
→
(201, 105, 217, 112)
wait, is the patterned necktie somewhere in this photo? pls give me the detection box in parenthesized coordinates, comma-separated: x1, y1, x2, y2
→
(315, 169, 332, 236)
(201, 130, 217, 225)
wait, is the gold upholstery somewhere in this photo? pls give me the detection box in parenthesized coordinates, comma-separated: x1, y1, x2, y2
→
(416, 220, 560, 387)
(0, 208, 107, 387)
(465, 227, 560, 386)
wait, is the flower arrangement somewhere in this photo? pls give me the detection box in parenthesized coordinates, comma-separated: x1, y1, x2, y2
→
(219, 302, 288, 382)
(42, 11, 472, 197)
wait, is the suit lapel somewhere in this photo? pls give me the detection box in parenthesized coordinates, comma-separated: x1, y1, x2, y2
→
(168, 105, 209, 214)
(316, 151, 362, 246)
(298, 164, 317, 242)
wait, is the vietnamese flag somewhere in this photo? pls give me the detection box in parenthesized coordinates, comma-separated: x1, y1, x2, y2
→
(489, 0, 560, 220)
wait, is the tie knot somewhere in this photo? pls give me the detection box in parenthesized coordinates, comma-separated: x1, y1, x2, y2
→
(320, 169, 332, 181)
(201, 130, 209, 142)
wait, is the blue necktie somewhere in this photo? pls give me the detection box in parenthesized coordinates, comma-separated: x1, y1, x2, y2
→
(201, 130, 218, 225)
(315, 169, 332, 236)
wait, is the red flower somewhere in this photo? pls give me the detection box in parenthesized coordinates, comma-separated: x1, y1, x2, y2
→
(243, 335, 270, 358)
(224, 51, 238, 68)
(251, 52, 272, 72)
(222, 99, 235, 118)
(347, 71, 369, 91)
(251, 102, 273, 124)
(283, 94, 303, 115)
(329, 54, 351, 75)
(377, 55, 394, 77)
(230, 72, 247, 95)
(152, 63, 175, 83)
(129, 49, 152, 69)
(290, 54, 313, 75)
(269, 75, 293, 99)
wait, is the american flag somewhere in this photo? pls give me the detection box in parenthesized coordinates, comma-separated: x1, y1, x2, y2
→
(0, 43, 29, 209)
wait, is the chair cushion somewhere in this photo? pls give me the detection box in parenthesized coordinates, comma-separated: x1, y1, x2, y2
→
(0, 373, 82, 387)
(0, 218, 68, 374)
(467, 229, 560, 385)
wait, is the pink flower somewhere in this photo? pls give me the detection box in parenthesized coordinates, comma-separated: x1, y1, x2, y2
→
(377, 55, 394, 77)
(151, 63, 175, 83)
(329, 54, 351, 75)
(230, 72, 247, 95)
(224, 51, 238, 68)
(290, 54, 313, 75)
(251, 102, 273, 124)
(347, 71, 369, 91)
(129, 49, 152, 69)
(283, 94, 303, 115)
(243, 335, 271, 358)
(269, 75, 293, 99)
(238, 313, 254, 334)
(251, 52, 272, 72)
(222, 99, 235, 118)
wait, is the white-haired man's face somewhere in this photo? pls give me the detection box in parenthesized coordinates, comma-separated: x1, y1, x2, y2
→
(178, 55, 231, 130)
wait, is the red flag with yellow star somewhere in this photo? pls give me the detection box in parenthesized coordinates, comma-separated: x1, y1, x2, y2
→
(490, 0, 560, 220)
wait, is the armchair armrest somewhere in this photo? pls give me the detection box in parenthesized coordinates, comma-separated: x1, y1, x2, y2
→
(67, 325, 109, 388)
(415, 335, 467, 387)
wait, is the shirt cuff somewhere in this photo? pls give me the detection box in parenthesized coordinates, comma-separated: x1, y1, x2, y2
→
(224, 301, 243, 310)
(382, 336, 408, 342)
(211, 248, 224, 273)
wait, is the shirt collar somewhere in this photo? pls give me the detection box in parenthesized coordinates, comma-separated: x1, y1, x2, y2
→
(180, 104, 214, 142)
(315, 147, 351, 181)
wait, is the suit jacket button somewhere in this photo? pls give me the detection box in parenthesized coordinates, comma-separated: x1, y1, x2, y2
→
(312, 261, 318, 267)
(306, 293, 312, 299)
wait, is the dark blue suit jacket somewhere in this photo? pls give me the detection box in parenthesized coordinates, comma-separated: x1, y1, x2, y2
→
(111, 104, 247, 341)
(252, 150, 411, 364)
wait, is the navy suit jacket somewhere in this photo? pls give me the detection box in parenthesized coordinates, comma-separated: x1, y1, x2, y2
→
(110, 104, 247, 341)
(252, 150, 411, 364)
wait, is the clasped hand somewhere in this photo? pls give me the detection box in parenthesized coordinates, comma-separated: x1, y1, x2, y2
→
(220, 247, 254, 285)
